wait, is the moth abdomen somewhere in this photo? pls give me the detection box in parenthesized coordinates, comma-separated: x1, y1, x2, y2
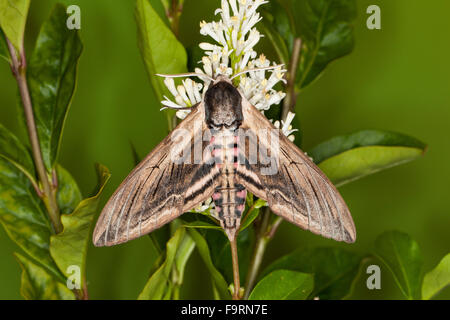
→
(210, 129, 247, 240)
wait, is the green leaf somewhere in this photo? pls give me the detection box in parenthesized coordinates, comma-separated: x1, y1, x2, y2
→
(291, 0, 357, 88)
(135, 0, 187, 102)
(240, 199, 267, 231)
(262, 247, 364, 299)
(14, 252, 75, 300)
(148, 0, 171, 27)
(260, 2, 290, 65)
(0, 123, 36, 183)
(249, 270, 314, 300)
(26, 3, 83, 171)
(309, 130, 427, 187)
(50, 164, 110, 283)
(138, 227, 186, 300)
(183, 220, 222, 230)
(173, 231, 195, 286)
(187, 228, 231, 299)
(422, 253, 450, 300)
(374, 231, 423, 299)
(56, 165, 82, 215)
(0, 149, 63, 281)
(0, 28, 10, 62)
(0, 0, 30, 52)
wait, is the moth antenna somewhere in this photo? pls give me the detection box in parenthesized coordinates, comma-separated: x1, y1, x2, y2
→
(160, 100, 200, 112)
(160, 106, 192, 111)
(156, 72, 214, 82)
(230, 64, 286, 80)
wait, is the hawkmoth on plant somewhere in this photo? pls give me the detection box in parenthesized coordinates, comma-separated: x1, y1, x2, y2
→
(92, 70, 356, 245)
(93, 70, 356, 247)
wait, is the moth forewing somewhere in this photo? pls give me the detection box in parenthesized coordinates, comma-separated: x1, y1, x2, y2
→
(239, 97, 356, 243)
(92, 103, 219, 247)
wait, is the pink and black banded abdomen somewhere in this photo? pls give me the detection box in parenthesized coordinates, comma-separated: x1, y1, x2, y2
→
(211, 130, 247, 240)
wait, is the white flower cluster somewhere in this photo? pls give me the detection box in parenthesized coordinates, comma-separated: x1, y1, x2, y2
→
(162, 78, 204, 119)
(161, 0, 287, 118)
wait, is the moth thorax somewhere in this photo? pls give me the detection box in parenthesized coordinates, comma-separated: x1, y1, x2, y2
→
(204, 80, 243, 130)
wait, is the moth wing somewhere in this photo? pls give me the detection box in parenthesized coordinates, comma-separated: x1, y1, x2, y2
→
(237, 99, 356, 243)
(93, 103, 220, 247)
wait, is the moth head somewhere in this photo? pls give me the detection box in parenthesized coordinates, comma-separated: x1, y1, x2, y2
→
(204, 79, 243, 131)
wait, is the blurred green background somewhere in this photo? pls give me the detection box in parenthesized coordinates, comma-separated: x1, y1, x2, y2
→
(0, 0, 449, 299)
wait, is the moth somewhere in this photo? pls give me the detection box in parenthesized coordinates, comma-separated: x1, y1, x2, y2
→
(93, 70, 356, 248)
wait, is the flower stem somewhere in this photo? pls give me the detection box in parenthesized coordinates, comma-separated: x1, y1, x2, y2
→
(243, 207, 271, 299)
(282, 37, 302, 121)
(169, 0, 183, 38)
(230, 236, 241, 300)
(6, 39, 62, 234)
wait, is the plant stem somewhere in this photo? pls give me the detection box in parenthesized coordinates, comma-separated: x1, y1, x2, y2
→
(82, 280, 89, 300)
(170, 0, 181, 38)
(172, 285, 181, 300)
(6, 39, 62, 234)
(243, 207, 271, 299)
(281, 37, 302, 121)
(230, 237, 241, 300)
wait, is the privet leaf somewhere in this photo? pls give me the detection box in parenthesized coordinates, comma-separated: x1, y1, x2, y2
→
(173, 232, 195, 286)
(148, 0, 171, 27)
(138, 227, 186, 300)
(374, 231, 423, 299)
(292, 0, 357, 88)
(249, 270, 314, 300)
(259, 1, 291, 65)
(56, 165, 82, 215)
(0, 147, 63, 280)
(50, 164, 110, 283)
(262, 247, 364, 299)
(187, 228, 231, 299)
(422, 253, 450, 300)
(0, 0, 30, 52)
(183, 220, 222, 230)
(0, 28, 10, 62)
(309, 130, 427, 187)
(180, 212, 223, 234)
(135, 0, 187, 102)
(240, 199, 267, 231)
(0, 123, 35, 182)
(14, 252, 75, 300)
(26, 3, 83, 171)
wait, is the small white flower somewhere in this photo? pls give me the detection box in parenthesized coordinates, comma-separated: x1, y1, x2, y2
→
(192, 197, 214, 213)
(273, 112, 298, 141)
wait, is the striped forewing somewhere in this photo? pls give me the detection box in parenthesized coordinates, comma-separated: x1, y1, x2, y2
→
(93, 103, 220, 247)
(236, 99, 356, 243)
